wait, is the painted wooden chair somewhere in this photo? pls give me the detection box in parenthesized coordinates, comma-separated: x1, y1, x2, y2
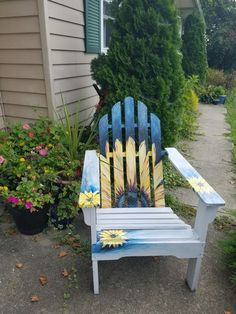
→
(79, 97, 225, 294)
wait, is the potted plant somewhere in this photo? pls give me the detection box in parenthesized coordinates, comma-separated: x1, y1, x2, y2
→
(0, 179, 53, 235)
(0, 105, 98, 231)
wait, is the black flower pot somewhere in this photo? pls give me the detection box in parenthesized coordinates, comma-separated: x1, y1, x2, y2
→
(10, 205, 49, 235)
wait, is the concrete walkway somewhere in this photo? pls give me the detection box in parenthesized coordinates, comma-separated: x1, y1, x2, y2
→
(174, 103, 236, 214)
(0, 103, 236, 314)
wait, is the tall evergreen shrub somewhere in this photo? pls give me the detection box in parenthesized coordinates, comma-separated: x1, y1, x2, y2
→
(182, 13, 208, 83)
(91, 0, 184, 145)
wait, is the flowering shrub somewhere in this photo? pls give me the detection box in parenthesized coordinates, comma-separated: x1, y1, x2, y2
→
(0, 117, 97, 221)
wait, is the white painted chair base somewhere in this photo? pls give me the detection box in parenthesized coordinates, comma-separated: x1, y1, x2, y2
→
(92, 257, 203, 294)
(186, 257, 203, 291)
(92, 261, 99, 294)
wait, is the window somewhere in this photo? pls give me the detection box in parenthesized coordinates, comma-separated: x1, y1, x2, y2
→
(85, 0, 113, 54)
(101, 0, 114, 53)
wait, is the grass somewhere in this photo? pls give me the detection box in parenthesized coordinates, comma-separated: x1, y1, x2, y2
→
(214, 213, 236, 231)
(218, 89, 236, 286)
(226, 89, 236, 166)
(165, 192, 196, 219)
(163, 159, 189, 189)
(52, 227, 91, 258)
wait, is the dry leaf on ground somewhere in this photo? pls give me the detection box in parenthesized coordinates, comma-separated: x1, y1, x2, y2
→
(31, 295, 40, 302)
(15, 263, 24, 269)
(5, 228, 17, 236)
(58, 251, 68, 258)
(224, 310, 232, 314)
(39, 275, 48, 286)
(62, 268, 69, 277)
(72, 242, 81, 248)
(52, 244, 60, 249)
(68, 236, 76, 243)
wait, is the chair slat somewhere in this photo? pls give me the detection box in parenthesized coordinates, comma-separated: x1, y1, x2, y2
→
(125, 97, 137, 207)
(97, 219, 185, 224)
(96, 223, 191, 231)
(99, 114, 112, 208)
(112, 102, 125, 206)
(104, 229, 196, 240)
(150, 113, 165, 207)
(97, 207, 173, 214)
(97, 213, 179, 220)
(138, 101, 151, 206)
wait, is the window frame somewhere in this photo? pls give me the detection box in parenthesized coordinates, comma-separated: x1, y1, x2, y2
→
(101, 0, 113, 53)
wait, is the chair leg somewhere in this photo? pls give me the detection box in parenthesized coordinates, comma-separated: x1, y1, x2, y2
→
(186, 257, 202, 291)
(92, 260, 99, 294)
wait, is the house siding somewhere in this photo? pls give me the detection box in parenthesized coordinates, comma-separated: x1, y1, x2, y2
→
(0, 91, 5, 129)
(0, 0, 48, 124)
(47, 0, 98, 122)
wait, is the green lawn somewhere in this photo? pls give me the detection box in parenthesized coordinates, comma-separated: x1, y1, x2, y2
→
(226, 89, 236, 165)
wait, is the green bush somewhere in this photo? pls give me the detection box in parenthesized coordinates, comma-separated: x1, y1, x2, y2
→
(206, 68, 227, 87)
(182, 13, 208, 84)
(200, 85, 226, 104)
(206, 68, 236, 90)
(218, 211, 236, 286)
(0, 112, 98, 222)
(224, 71, 236, 90)
(179, 75, 199, 139)
(91, 0, 184, 146)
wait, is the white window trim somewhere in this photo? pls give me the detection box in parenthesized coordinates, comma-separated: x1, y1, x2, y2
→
(101, 0, 113, 54)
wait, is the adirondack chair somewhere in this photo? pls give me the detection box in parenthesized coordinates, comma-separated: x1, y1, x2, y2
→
(79, 97, 225, 294)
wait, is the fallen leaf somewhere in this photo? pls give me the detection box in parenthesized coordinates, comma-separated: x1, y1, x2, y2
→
(39, 275, 48, 286)
(62, 268, 69, 277)
(68, 236, 76, 243)
(32, 235, 41, 242)
(72, 242, 81, 248)
(31, 295, 40, 302)
(229, 180, 235, 185)
(52, 244, 60, 249)
(5, 227, 17, 236)
(15, 263, 24, 269)
(58, 251, 68, 258)
(224, 310, 232, 314)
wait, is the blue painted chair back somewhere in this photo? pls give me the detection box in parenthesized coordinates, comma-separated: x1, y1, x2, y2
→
(99, 97, 165, 208)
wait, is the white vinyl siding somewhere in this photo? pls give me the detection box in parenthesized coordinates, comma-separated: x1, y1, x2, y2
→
(47, 0, 98, 122)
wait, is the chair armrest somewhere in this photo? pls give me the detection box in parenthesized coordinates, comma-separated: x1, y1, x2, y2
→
(79, 150, 100, 210)
(165, 148, 225, 206)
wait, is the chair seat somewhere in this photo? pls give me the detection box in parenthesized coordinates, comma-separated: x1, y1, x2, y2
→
(96, 207, 191, 231)
(93, 207, 202, 261)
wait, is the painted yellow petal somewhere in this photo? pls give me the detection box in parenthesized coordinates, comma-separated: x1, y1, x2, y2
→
(113, 139, 124, 200)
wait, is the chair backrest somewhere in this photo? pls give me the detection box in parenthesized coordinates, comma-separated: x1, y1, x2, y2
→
(99, 96, 165, 208)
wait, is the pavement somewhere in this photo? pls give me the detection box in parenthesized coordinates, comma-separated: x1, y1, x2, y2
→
(173, 103, 236, 214)
(0, 103, 236, 314)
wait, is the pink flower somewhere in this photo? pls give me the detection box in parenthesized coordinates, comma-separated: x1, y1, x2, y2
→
(7, 196, 19, 205)
(25, 201, 33, 209)
(22, 123, 30, 130)
(35, 145, 42, 151)
(39, 149, 48, 156)
(0, 155, 5, 164)
(28, 132, 34, 138)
